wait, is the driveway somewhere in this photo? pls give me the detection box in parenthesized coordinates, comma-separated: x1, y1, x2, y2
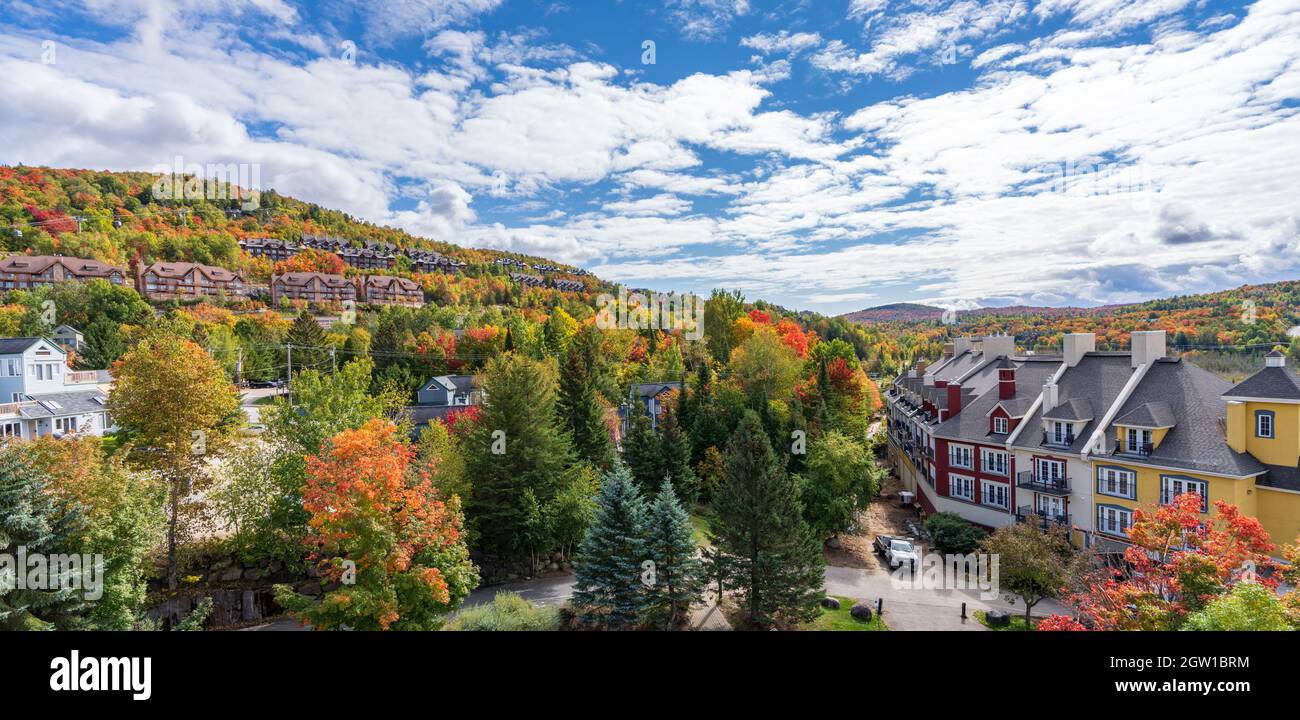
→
(239, 386, 283, 425)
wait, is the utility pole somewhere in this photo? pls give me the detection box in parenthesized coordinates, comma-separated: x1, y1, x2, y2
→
(330, 347, 336, 373)
(286, 343, 292, 404)
(235, 347, 243, 386)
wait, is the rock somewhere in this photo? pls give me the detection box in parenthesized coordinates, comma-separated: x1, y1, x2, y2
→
(547, 562, 560, 572)
(241, 591, 260, 621)
(850, 603, 873, 621)
(296, 581, 322, 597)
(268, 560, 283, 574)
(821, 597, 841, 610)
(827, 537, 841, 549)
(218, 566, 243, 583)
(244, 568, 266, 581)
(985, 610, 1011, 627)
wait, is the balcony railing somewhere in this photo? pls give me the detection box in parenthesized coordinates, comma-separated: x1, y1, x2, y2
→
(1015, 505, 1070, 528)
(1118, 442, 1153, 457)
(1016, 470, 1070, 495)
(1042, 430, 1076, 448)
(65, 370, 101, 385)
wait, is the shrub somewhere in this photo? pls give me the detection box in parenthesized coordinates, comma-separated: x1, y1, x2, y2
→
(925, 512, 986, 555)
(445, 592, 560, 631)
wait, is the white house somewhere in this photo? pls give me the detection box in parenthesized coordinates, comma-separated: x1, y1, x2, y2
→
(0, 337, 114, 440)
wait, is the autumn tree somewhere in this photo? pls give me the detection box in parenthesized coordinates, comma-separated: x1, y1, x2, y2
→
(108, 332, 239, 590)
(798, 430, 881, 540)
(274, 418, 478, 630)
(711, 411, 824, 629)
(980, 517, 1089, 629)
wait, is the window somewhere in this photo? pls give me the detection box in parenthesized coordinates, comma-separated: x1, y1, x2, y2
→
(948, 444, 973, 469)
(1161, 476, 1208, 512)
(54, 416, 77, 434)
(1097, 505, 1133, 536)
(4, 358, 18, 376)
(981, 448, 1008, 476)
(949, 474, 974, 501)
(1096, 467, 1137, 500)
(1052, 421, 1071, 444)
(981, 480, 1009, 509)
(1126, 428, 1152, 454)
(1256, 410, 1274, 439)
(992, 416, 1009, 434)
(0, 421, 20, 437)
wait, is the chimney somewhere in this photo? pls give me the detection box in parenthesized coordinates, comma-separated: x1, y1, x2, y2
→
(953, 337, 973, 356)
(943, 342, 955, 359)
(982, 334, 1015, 359)
(1266, 350, 1286, 368)
(946, 383, 963, 417)
(1063, 333, 1095, 367)
(912, 358, 929, 377)
(1129, 330, 1166, 368)
(999, 365, 1016, 400)
(1042, 382, 1059, 411)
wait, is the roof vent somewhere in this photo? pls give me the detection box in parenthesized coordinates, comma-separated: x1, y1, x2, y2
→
(1266, 350, 1286, 368)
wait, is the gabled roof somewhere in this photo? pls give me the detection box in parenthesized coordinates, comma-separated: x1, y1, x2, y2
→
(935, 358, 1061, 443)
(143, 261, 242, 282)
(0, 337, 45, 354)
(1042, 397, 1094, 422)
(274, 272, 354, 288)
(1113, 400, 1175, 429)
(0, 255, 125, 277)
(632, 381, 682, 399)
(1222, 366, 1300, 401)
(1014, 353, 1137, 454)
(1103, 358, 1265, 477)
(362, 274, 421, 292)
(992, 396, 1036, 419)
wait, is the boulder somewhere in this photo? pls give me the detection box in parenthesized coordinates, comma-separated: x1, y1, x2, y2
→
(850, 603, 873, 621)
(820, 597, 841, 610)
(218, 565, 243, 583)
(985, 610, 1011, 627)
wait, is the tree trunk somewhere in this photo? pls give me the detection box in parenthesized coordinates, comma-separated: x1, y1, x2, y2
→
(166, 472, 180, 591)
(1024, 598, 1037, 630)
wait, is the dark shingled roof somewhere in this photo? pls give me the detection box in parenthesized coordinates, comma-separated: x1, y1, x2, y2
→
(1113, 400, 1176, 429)
(1042, 397, 1094, 422)
(1103, 359, 1265, 477)
(1014, 353, 1137, 455)
(935, 359, 1061, 443)
(1222, 365, 1300, 401)
(0, 337, 44, 354)
(1258, 465, 1300, 492)
(994, 396, 1036, 418)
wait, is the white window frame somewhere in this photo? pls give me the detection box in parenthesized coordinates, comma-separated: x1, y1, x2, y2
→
(54, 416, 77, 434)
(1052, 421, 1070, 444)
(1096, 466, 1137, 500)
(992, 416, 1008, 434)
(0, 420, 21, 437)
(1097, 506, 1133, 536)
(980, 448, 1008, 476)
(948, 444, 974, 470)
(1160, 476, 1208, 512)
(1256, 412, 1274, 439)
(980, 480, 1009, 510)
(949, 474, 974, 501)
(1125, 427, 1153, 452)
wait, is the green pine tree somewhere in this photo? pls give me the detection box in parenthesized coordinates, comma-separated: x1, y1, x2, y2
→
(0, 448, 88, 630)
(572, 463, 649, 629)
(642, 480, 702, 629)
(286, 309, 329, 374)
(465, 354, 574, 560)
(711, 410, 825, 629)
(622, 400, 662, 494)
(557, 339, 614, 469)
(658, 407, 698, 506)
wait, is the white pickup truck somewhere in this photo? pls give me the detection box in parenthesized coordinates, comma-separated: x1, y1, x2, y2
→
(874, 535, 919, 571)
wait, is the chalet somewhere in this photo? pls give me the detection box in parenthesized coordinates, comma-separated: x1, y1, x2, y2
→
(359, 274, 425, 307)
(0, 255, 127, 290)
(51, 325, 84, 354)
(404, 374, 481, 438)
(136, 261, 246, 300)
(238, 237, 300, 262)
(0, 337, 113, 440)
(270, 272, 359, 304)
(510, 273, 545, 287)
(621, 381, 683, 432)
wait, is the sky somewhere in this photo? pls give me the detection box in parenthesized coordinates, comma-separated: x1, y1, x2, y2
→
(1, 0, 1298, 316)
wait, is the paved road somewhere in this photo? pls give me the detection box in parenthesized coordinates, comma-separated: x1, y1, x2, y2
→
(239, 386, 284, 425)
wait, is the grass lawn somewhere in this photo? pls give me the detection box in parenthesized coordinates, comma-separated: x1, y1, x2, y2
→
(253, 394, 282, 406)
(975, 609, 1036, 631)
(807, 596, 888, 631)
(100, 434, 122, 456)
(689, 511, 712, 547)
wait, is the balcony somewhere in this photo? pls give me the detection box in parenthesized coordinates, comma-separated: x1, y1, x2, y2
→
(1015, 505, 1071, 529)
(1016, 470, 1070, 496)
(1041, 430, 1076, 448)
(1118, 442, 1153, 458)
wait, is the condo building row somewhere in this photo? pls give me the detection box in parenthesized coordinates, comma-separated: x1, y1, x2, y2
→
(884, 331, 1300, 555)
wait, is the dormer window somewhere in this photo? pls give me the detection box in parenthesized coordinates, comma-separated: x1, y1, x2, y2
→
(1125, 428, 1153, 455)
(1256, 410, 1274, 439)
(1051, 421, 1071, 445)
(993, 416, 1008, 434)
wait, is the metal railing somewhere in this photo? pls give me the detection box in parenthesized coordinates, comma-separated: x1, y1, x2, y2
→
(1016, 470, 1070, 494)
(1015, 505, 1070, 528)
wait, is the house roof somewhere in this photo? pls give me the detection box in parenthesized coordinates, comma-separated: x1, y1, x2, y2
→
(0, 337, 45, 354)
(274, 272, 354, 288)
(18, 390, 109, 419)
(421, 374, 476, 394)
(1015, 353, 1137, 454)
(143, 261, 243, 283)
(1113, 400, 1176, 428)
(935, 358, 1060, 443)
(1258, 464, 1300, 492)
(0, 255, 125, 277)
(632, 381, 682, 399)
(993, 396, 1037, 419)
(1042, 397, 1094, 422)
(1222, 365, 1300, 401)
(362, 274, 422, 292)
(1102, 358, 1265, 478)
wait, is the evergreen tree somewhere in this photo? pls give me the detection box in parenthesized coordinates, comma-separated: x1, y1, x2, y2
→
(0, 448, 88, 630)
(621, 401, 662, 494)
(557, 338, 614, 469)
(465, 354, 574, 559)
(711, 411, 825, 629)
(643, 480, 702, 628)
(572, 463, 649, 629)
(286, 309, 329, 374)
(658, 407, 698, 506)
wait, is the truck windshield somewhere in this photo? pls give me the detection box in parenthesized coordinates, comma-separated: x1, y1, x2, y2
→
(891, 541, 913, 553)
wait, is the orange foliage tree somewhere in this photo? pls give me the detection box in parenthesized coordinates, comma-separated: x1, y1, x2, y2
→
(275, 418, 478, 630)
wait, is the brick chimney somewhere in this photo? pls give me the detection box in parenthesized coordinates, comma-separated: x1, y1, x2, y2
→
(946, 382, 963, 417)
(999, 365, 1015, 399)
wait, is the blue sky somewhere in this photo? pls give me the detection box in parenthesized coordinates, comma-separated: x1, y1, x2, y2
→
(2, 0, 1298, 315)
